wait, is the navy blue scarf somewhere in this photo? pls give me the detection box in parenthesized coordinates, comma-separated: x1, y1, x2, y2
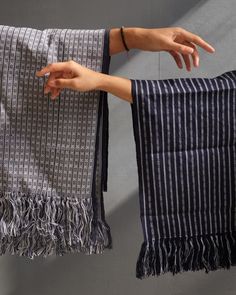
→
(130, 70, 236, 279)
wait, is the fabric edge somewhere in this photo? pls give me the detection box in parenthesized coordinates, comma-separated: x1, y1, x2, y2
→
(136, 233, 236, 279)
(90, 28, 112, 251)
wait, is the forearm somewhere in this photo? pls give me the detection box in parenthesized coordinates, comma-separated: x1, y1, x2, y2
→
(96, 72, 132, 103)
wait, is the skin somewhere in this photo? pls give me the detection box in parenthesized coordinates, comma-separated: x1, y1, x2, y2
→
(36, 26, 215, 103)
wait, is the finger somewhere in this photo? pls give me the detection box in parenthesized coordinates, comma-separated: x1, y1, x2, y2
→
(181, 53, 192, 71)
(44, 85, 51, 94)
(50, 88, 61, 100)
(189, 43, 199, 67)
(36, 61, 75, 76)
(166, 41, 195, 55)
(181, 29, 215, 53)
(183, 41, 199, 67)
(168, 50, 183, 69)
(44, 72, 62, 94)
(44, 85, 60, 95)
(48, 78, 76, 89)
(45, 71, 62, 88)
(62, 70, 74, 79)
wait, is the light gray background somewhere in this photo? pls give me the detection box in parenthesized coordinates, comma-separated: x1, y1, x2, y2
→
(0, 0, 235, 294)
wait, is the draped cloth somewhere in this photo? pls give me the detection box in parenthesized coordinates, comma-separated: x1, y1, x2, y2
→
(0, 25, 111, 258)
(130, 70, 236, 279)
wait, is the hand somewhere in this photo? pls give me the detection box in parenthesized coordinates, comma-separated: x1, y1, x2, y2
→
(36, 60, 132, 102)
(36, 60, 102, 99)
(126, 27, 215, 71)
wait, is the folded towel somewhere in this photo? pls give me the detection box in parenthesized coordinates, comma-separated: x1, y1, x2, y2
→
(0, 25, 111, 258)
(130, 70, 236, 279)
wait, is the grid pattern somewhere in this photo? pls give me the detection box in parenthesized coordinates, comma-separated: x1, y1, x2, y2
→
(0, 25, 105, 199)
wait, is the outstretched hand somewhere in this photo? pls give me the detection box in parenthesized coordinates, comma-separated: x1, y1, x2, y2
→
(132, 27, 215, 71)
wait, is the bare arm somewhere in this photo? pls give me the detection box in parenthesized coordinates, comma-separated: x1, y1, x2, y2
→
(36, 61, 132, 103)
(96, 72, 132, 103)
(109, 27, 215, 71)
(109, 27, 138, 55)
(36, 27, 216, 102)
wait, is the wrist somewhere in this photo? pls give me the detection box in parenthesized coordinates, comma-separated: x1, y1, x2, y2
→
(109, 27, 146, 55)
(95, 72, 109, 91)
(94, 72, 132, 103)
(124, 27, 145, 50)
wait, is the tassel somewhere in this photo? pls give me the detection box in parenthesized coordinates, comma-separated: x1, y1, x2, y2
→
(0, 189, 111, 259)
(136, 232, 236, 279)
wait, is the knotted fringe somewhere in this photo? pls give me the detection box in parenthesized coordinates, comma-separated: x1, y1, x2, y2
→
(136, 232, 236, 279)
(0, 190, 111, 259)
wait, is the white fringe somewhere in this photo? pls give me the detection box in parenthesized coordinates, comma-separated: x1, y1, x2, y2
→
(0, 190, 111, 259)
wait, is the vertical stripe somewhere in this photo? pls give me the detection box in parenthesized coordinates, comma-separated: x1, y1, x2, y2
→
(156, 80, 171, 238)
(150, 80, 164, 238)
(140, 80, 156, 240)
(131, 71, 236, 243)
(4, 26, 16, 187)
(146, 80, 161, 239)
(34, 30, 49, 192)
(224, 72, 236, 230)
(133, 80, 149, 241)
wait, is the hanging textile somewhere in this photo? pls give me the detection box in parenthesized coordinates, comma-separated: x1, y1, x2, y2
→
(0, 25, 111, 258)
(130, 70, 236, 279)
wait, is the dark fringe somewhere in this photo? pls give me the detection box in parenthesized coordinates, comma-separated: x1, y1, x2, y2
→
(136, 232, 236, 279)
(0, 190, 111, 259)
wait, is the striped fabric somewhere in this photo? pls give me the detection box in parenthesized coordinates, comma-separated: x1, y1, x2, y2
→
(130, 70, 236, 279)
(0, 25, 111, 258)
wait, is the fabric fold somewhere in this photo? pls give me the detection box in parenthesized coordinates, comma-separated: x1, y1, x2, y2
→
(0, 25, 111, 258)
(130, 70, 236, 279)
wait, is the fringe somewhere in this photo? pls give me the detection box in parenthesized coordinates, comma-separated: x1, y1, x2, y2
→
(136, 232, 236, 279)
(0, 190, 111, 259)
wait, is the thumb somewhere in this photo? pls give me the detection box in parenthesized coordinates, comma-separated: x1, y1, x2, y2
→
(167, 41, 194, 55)
(48, 78, 75, 89)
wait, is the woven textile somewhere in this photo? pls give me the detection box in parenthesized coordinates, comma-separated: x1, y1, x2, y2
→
(0, 25, 111, 258)
(130, 70, 236, 279)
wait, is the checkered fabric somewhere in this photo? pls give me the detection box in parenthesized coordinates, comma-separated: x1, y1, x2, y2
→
(0, 25, 111, 258)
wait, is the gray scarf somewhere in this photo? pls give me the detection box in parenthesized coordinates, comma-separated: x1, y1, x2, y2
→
(0, 25, 111, 258)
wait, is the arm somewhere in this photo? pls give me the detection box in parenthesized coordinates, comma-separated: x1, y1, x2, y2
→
(36, 27, 216, 102)
(96, 72, 132, 103)
(109, 27, 138, 55)
(36, 60, 132, 103)
(109, 27, 215, 71)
